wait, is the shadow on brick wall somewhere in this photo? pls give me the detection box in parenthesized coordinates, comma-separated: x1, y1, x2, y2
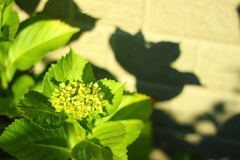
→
(237, 5, 240, 30)
(108, 28, 240, 159)
(109, 28, 201, 101)
(92, 64, 118, 82)
(152, 102, 240, 160)
(15, 0, 40, 15)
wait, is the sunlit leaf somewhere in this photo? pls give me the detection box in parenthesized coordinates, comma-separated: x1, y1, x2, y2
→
(120, 119, 144, 146)
(0, 40, 10, 64)
(0, 11, 19, 42)
(43, 49, 96, 98)
(0, 0, 10, 5)
(89, 79, 125, 119)
(8, 18, 79, 70)
(111, 92, 152, 121)
(96, 92, 152, 124)
(0, 40, 13, 84)
(72, 121, 127, 160)
(18, 91, 67, 129)
(0, 119, 71, 160)
(0, 0, 13, 27)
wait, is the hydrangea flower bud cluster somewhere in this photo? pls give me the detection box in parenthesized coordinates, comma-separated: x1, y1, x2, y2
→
(50, 81, 105, 120)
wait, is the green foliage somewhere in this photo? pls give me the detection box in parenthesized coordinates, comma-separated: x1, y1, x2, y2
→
(95, 92, 153, 124)
(0, 9, 79, 89)
(1, 50, 153, 159)
(0, 0, 17, 42)
(0, 11, 19, 41)
(0, 1, 153, 159)
(0, 0, 10, 5)
(0, 48, 153, 159)
(119, 120, 144, 146)
(0, 0, 79, 117)
(0, 97, 20, 116)
(18, 91, 67, 130)
(0, 119, 71, 160)
(72, 121, 127, 160)
(11, 75, 34, 102)
(96, 79, 126, 118)
(43, 49, 96, 97)
(9, 19, 79, 71)
(127, 122, 152, 160)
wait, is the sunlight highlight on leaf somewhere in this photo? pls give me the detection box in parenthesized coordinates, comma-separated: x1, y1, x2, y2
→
(8, 19, 79, 70)
(43, 49, 96, 98)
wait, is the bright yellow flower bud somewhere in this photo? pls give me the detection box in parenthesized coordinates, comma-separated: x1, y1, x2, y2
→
(50, 81, 106, 120)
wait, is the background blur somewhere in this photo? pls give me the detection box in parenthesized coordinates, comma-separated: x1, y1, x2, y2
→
(14, 0, 240, 159)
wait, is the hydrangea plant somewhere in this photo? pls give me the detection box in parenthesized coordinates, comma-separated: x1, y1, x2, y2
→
(0, 1, 153, 159)
(0, 50, 153, 160)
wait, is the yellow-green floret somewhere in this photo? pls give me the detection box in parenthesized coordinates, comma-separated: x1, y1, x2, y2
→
(50, 81, 105, 120)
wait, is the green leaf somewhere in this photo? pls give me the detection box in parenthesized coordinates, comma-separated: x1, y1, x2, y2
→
(11, 74, 34, 102)
(0, 97, 22, 116)
(127, 122, 152, 160)
(0, 75, 34, 116)
(8, 18, 79, 71)
(0, 0, 13, 27)
(0, 11, 19, 42)
(0, 41, 13, 86)
(91, 79, 125, 118)
(120, 119, 144, 146)
(0, 119, 71, 160)
(108, 92, 153, 121)
(0, 0, 10, 6)
(43, 49, 96, 98)
(18, 91, 67, 129)
(95, 92, 152, 125)
(72, 121, 127, 160)
(76, 116, 93, 134)
(0, 40, 10, 66)
(4, 64, 15, 85)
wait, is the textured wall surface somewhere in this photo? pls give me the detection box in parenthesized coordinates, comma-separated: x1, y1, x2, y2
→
(14, 0, 240, 159)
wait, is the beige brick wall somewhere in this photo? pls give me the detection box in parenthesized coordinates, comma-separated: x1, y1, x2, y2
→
(143, 0, 240, 44)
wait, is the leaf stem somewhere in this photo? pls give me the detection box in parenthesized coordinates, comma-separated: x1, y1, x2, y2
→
(64, 122, 80, 149)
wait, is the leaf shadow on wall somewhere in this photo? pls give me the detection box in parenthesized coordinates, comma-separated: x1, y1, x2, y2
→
(237, 5, 240, 30)
(109, 28, 201, 101)
(15, 0, 98, 42)
(152, 103, 240, 159)
(15, 0, 40, 15)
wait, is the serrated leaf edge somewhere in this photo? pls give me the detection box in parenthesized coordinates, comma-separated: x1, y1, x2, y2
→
(119, 119, 145, 146)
